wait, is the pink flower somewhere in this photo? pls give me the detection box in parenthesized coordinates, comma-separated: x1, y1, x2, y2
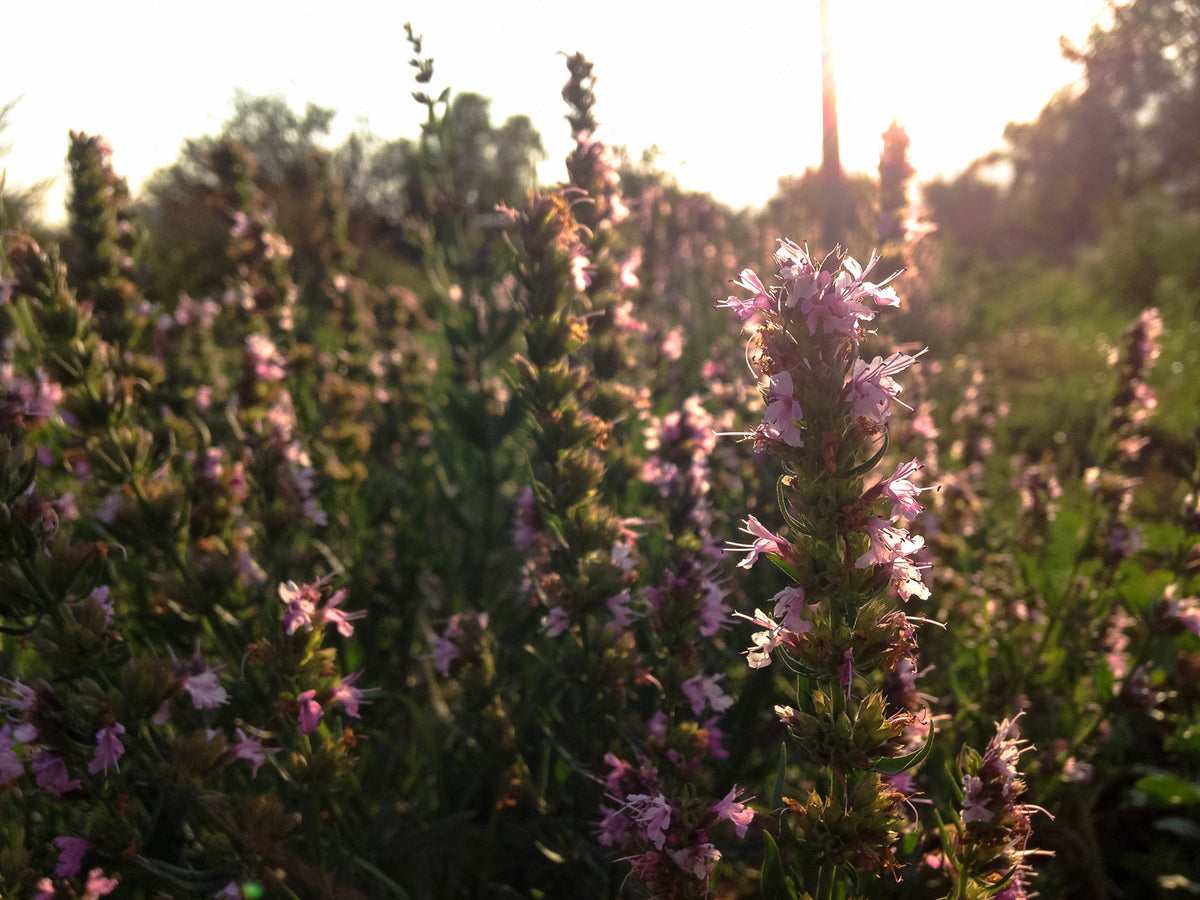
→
(34, 878, 54, 900)
(733, 609, 789, 668)
(314, 589, 366, 638)
(711, 786, 755, 836)
(596, 806, 633, 848)
(539, 605, 570, 638)
(762, 372, 804, 447)
(725, 516, 789, 570)
(1157, 585, 1200, 636)
(844, 350, 925, 423)
(879, 458, 927, 520)
(715, 268, 774, 320)
(703, 715, 729, 759)
(0, 724, 23, 782)
(856, 517, 930, 602)
(182, 667, 228, 709)
(618, 249, 642, 290)
(215, 882, 244, 899)
(244, 333, 287, 383)
(279, 580, 317, 634)
(88, 586, 114, 630)
(680, 674, 733, 717)
(570, 248, 595, 291)
(797, 248, 903, 338)
(82, 868, 119, 899)
(606, 590, 636, 631)
(697, 579, 727, 637)
(229, 728, 277, 779)
(1062, 757, 1094, 784)
(627, 793, 674, 849)
(86, 723, 126, 776)
(53, 836, 88, 877)
(962, 774, 990, 823)
(0, 277, 17, 306)
(771, 585, 811, 634)
(297, 691, 322, 734)
(331, 672, 367, 718)
(661, 327, 684, 361)
(32, 750, 81, 796)
(279, 581, 364, 638)
(230, 210, 254, 239)
(668, 842, 721, 879)
(773, 239, 825, 309)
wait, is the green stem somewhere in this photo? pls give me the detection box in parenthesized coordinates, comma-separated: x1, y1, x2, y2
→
(816, 860, 837, 900)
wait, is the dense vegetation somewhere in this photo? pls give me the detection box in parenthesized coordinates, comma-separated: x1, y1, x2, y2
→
(1, 2, 1198, 898)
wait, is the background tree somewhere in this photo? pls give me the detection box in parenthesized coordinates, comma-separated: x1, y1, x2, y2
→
(0, 100, 50, 233)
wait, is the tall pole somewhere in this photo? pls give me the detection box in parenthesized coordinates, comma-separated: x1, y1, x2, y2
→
(820, 0, 845, 248)
(820, 0, 841, 179)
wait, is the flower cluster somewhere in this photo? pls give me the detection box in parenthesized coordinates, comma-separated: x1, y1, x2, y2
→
(718, 240, 945, 890)
(598, 753, 753, 895)
(941, 714, 1049, 899)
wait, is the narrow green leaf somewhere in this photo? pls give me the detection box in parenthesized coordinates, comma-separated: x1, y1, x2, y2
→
(873, 730, 934, 776)
(772, 743, 788, 808)
(767, 553, 799, 581)
(844, 431, 890, 478)
(761, 831, 798, 900)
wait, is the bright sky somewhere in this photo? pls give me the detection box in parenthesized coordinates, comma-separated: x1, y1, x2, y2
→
(3, 0, 1108, 223)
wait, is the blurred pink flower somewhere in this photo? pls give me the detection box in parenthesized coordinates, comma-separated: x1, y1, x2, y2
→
(297, 691, 322, 734)
(86, 723, 125, 776)
(32, 750, 81, 796)
(82, 868, 119, 899)
(681, 673, 732, 717)
(54, 836, 88, 877)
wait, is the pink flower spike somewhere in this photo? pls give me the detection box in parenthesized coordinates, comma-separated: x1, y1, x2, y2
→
(34, 878, 54, 900)
(87, 723, 125, 776)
